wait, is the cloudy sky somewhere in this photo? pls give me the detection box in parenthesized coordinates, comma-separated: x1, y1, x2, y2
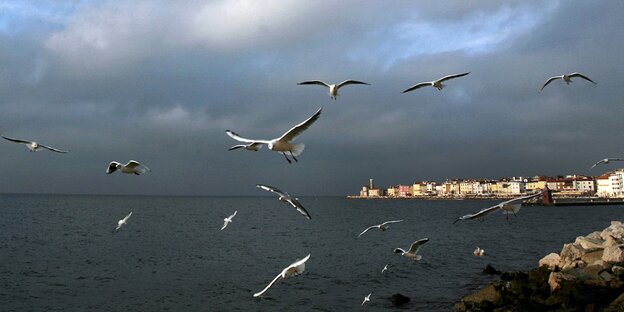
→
(0, 0, 623, 196)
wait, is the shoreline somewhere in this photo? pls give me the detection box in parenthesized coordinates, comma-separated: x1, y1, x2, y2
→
(345, 195, 624, 206)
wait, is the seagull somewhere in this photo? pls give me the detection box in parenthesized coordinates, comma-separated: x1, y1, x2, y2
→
(362, 292, 371, 306)
(453, 192, 543, 224)
(256, 184, 311, 219)
(381, 264, 390, 274)
(106, 160, 150, 175)
(358, 220, 403, 237)
(474, 247, 485, 257)
(115, 211, 132, 231)
(221, 210, 237, 230)
(297, 80, 370, 100)
(590, 158, 624, 170)
(226, 107, 322, 163)
(539, 72, 596, 92)
(394, 238, 429, 260)
(1, 135, 69, 153)
(253, 253, 310, 297)
(402, 72, 470, 93)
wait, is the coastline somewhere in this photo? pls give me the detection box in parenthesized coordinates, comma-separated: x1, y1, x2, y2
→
(345, 195, 624, 206)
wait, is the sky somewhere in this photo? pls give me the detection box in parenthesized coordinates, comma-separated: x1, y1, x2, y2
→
(0, 0, 623, 196)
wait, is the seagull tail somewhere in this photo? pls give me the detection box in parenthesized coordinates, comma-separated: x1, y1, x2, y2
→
(291, 143, 305, 157)
(503, 204, 521, 215)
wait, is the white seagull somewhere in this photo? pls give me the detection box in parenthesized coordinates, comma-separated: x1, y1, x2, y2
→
(453, 192, 543, 224)
(394, 238, 429, 260)
(540, 72, 596, 92)
(358, 220, 403, 237)
(362, 293, 371, 306)
(226, 107, 322, 163)
(115, 211, 132, 231)
(253, 253, 310, 297)
(221, 210, 237, 230)
(256, 184, 311, 219)
(297, 80, 370, 100)
(106, 160, 150, 175)
(2, 135, 69, 153)
(381, 264, 390, 274)
(402, 72, 470, 93)
(474, 247, 485, 257)
(590, 158, 624, 170)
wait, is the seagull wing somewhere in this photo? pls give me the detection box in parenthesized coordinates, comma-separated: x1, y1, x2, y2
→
(500, 192, 543, 206)
(407, 238, 429, 254)
(122, 212, 133, 223)
(277, 107, 322, 142)
(358, 225, 378, 237)
(540, 76, 562, 92)
(380, 219, 403, 226)
(225, 130, 268, 144)
(590, 160, 604, 170)
(1, 135, 32, 144)
(127, 160, 150, 173)
(438, 72, 470, 82)
(402, 82, 431, 93)
(288, 198, 312, 219)
(297, 80, 331, 88)
(221, 220, 229, 230)
(569, 72, 596, 84)
(336, 80, 370, 89)
(256, 184, 285, 196)
(253, 272, 283, 297)
(230, 210, 238, 219)
(39, 144, 69, 153)
(454, 204, 501, 223)
(106, 162, 119, 174)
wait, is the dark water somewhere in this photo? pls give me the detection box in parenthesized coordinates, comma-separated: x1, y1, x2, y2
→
(1, 194, 622, 311)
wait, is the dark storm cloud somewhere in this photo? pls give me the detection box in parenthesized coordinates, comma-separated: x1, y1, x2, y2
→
(0, 0, 622, 195)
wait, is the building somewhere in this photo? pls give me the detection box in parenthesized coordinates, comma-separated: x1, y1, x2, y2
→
(596, 170, 624, 197)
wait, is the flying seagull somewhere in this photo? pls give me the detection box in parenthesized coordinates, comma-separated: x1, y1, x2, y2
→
(106, 160, 150, 175)
(590, 158, 624, 170)
(474, 247, 485, 257)
(226, 107, 322, 163)
(540, 72, 596, 92)
(115, 211, 132, 231)
(402, 72, 470, 93)
(358, 220, 403, 237)
(381, 264, 390, 274)
(453, 192, 543, 224)
(297, 80, 370, 100)
(221, 210, 237, 230)
(362, 293, 371, 306)
(256, 184, 311, 219)
(253, 253, 310, 297)
(394, 238, 429, 260)
(1, 135, 69, 153)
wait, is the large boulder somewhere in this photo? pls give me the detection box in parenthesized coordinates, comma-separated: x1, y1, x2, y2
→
(575, 236, 606, 251)
(582, 249, 606, 267)
(539, 253, 561, 271)
(390, 293, 410, 306)
(601, 221, 624, 241)
(460, 284, 502, 307)
(603, 246, 624, 263)
(548, 272, 576, 292)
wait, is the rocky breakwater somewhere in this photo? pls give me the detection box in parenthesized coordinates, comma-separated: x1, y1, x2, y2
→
(455, 221, 624, 311)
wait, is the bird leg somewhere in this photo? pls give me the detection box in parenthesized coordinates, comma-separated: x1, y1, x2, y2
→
(283, 152, 292, 163)
(290, 151, 298, 162)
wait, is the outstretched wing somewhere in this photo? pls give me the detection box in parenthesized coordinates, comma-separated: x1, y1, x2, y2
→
(438, 72, 470, 82)
(122, 212, 133, 223)
(39, 144, 69, 153)
(229, 210, 238, 219)
(225, 130, 268, 144)
(221, 220, 229, 230)
(540, 76, 562, 92)
(402, 82, 431, 93)
(127, 160, 150, 173)
(277, 107, 322, 142)
(297, 80, 330, 88)
(253, 273, 283, 297)
(501, 192, 543, 206)
(358, 225, 377, 237)
(454, 204, 501, 223)
(336, 80, 370, 89)
(407, 238, 429, 254)
(1, 135, 32, 144)
(380, 220, 403, 226)
(569, 72, 596, 84)
(256, 184, 285, 196)
(288, 198, 312, 220)
(107, 162, 119, 174)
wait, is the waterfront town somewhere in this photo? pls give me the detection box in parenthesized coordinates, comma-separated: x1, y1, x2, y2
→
(353, 168, 624, 199)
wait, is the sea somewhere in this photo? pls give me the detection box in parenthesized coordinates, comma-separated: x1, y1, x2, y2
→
(1, 194, 622, 311)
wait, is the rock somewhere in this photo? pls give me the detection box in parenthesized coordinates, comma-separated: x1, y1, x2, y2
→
(612, 266, 624, 276)
(561, 243, 585, 262)
(548, 272, 576, 292)
(604, 235, 622, 248)
(539, 253, 561, 271)
(581, 250, 605, 267)
(501, 271, 528, 281)
(461, 284, 502, 307)
(600, 270, 614, 282)
(605, 292, 624, 312)
(390, 293, 410, 306)
(588, 231, 604, 240)
(601, 221, 624, 241)
(603, 246, 624, 263)
(576, 236, 606, 250)
(483, 264, 502, 275)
